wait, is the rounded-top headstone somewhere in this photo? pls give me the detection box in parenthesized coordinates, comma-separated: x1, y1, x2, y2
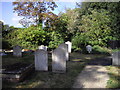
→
(52, 48, 66, 73)
(86, 45, 92, 53)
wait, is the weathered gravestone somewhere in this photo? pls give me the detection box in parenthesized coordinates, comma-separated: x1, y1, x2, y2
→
(44, 46, 48, 51)
(65, 41, 72, 53)
(38, 45, 47, 51)
(13, 45, 22, 57)
(86, 45, 92, 53)
(58, 43, 69, 61)
(35, 49, 48, 71)
(52, 48, 66, 73)
(112, 51, 120, 65)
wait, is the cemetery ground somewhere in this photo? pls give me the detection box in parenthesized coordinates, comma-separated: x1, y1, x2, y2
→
(2, 51, 120, 88)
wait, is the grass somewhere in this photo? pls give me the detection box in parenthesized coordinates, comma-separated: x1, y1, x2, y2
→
(106, 66, 120, 88)
(2, 52, 108, 88)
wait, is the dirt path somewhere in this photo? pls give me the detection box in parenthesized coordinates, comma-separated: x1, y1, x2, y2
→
(73, 57, 111, 88)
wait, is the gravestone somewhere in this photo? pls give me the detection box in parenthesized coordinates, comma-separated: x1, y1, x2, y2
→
(52, 48, 66, 73)
(58, 43, 69, 61)
(35, 49, 48, 71)
(44, 46, 48, 51)
(86, 45, 92, 53)
(112, 51, 120, 65)
(65, 41, 72, 53)
(13, 45, 22, 57)
(38, 45, 45, 49)
(38, 45, 47, 51)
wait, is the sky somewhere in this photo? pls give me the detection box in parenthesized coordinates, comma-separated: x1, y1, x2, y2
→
(0, 1, 81, 28)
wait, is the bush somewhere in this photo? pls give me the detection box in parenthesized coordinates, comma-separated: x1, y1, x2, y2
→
(2, 39, 11, 49)
(6, 25, 50, 49)
(92, 45, 111, 54)
(72, 33, 88, 49)
(48, 31, 64, 49)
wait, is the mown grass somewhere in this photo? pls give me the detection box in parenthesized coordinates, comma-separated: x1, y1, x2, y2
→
(106, 66, 120, 89)
(2, 52, 107, 88)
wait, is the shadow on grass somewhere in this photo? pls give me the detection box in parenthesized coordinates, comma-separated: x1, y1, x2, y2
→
(87, 57, 112, 66)
(2, 52, 110, 88)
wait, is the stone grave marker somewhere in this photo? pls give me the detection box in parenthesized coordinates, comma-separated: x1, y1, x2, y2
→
(13, 45, 22, 57)
(86, 45, 92, 53)
(52, 48, 66, 73)
(44, 46, 48, 51)
(35, 49, 48, 71)
(112, 51, 120, 65)
(38, 45, 47, 51)
(58, 43, 69, 61)
(38, 45, 44, 49)
(65, 41, 72, 53)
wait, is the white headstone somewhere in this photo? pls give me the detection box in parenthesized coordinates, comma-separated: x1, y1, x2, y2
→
(38, 45, 47, 51)
(58, 43, 69, 61)
(112, 51, 120, 65)
(86, 45, 92, 53)
(65, 41, 72, 53)
(52, 48, 66, 73)
(44, 46, 48, 51)
(13, 45, 22, 57)
(35, 49, 48, 71)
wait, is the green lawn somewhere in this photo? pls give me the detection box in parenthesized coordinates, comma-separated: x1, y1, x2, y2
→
(106, 66, 120, 88)
(2, 52, 108, 88)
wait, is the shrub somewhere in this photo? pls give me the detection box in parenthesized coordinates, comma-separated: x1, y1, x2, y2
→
(92, 45, 111, 54)
(71, 33, 89, 52)
(6, 25, 50, 49)
(48, 31, 64, 49)
(2, 39, 11, 49)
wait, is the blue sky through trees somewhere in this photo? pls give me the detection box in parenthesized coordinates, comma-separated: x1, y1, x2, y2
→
(0, 1, 79, 27)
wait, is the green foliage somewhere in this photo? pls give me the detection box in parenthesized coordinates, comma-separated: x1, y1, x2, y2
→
(111, 48, 120, 53)
(72, 33, 88, 48)
(6, 25, 50, 49)
(2, 39, 11, 49)
(106, 66, 120, 88)
(77, 2, 120, 40)
(48, 31, 64, 49)
(92, 45, 111, 54)
(49, 13, 68, 41)
(79, 9, 112, 46)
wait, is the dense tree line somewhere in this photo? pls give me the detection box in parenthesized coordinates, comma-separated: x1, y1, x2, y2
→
(2, 2, 120, 50)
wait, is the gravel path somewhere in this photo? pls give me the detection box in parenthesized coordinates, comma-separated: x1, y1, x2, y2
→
(73, 57, 111, 88)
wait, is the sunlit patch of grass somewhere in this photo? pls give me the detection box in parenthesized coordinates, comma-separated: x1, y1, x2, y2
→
(106, 66, 120, 88)
(85, 57, 91, 60)
(16, 80, 44, 88)
(71, 59, 82, 62)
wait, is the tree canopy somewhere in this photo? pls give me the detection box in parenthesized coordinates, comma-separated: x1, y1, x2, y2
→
(3, 2, 120, 50)
(13, 1, 58, 27)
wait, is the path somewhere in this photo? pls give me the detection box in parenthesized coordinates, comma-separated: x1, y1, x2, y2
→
(73, 57, 111, 88)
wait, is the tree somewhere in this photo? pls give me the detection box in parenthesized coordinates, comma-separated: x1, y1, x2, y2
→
(6, 24, 50, 49)
(79, 9, 112, 46)
(13, 1, 58, 27)
(76, 2, 120, 40)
